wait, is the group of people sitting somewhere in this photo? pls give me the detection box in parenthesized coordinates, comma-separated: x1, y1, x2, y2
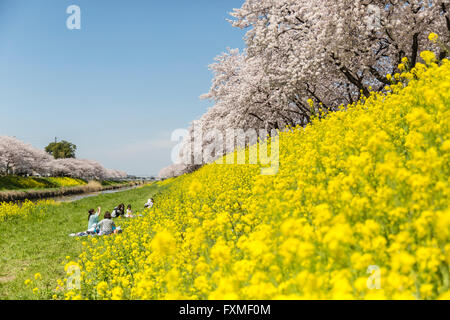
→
(69, 198, 154, 237)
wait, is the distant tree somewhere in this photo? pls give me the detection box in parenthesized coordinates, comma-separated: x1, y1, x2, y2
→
(45, 140, 77, 159)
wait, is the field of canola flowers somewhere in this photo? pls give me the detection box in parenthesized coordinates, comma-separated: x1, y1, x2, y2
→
(52, 54, 449, 300)
(0, 200, 56, 222)
(45, 177, 87, 188)
(0, 176, 87, 191)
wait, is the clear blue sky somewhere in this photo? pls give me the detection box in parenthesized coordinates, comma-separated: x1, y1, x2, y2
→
(0, 0, 245, 176)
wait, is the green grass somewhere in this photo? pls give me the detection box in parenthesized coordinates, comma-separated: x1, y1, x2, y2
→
(101, 180, 130, 186)
(0, 182, 167, 299)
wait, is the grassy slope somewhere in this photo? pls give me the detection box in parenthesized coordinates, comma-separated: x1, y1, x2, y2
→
(101, 180, 131, 186)
(0, 183, 166, 299)
(0, 176, 87, 191)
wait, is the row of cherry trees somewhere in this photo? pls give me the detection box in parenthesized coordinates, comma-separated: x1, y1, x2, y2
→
(160, 0, 449, 179)
(0, 136, 127, 180)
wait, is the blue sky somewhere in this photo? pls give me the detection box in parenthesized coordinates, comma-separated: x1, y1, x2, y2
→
(0, 0, 245, 176)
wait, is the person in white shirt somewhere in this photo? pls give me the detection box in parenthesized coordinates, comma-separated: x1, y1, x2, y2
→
(144, 198, 154, 209)
(125, 204, 134, 218)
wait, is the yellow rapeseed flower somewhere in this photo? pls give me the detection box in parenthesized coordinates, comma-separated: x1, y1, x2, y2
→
(428, 32, 438, 43)
(46, 55, 450, 300)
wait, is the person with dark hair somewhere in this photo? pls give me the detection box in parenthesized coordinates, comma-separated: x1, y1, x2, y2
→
(111, 203, 125, 218)
(69, 206, 101, 237)
(88, 207, 101, 230)
(97, 211, 116, 235)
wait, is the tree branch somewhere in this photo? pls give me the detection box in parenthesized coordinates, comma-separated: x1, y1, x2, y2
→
(410, 32, 419, 67)
(331, 53, 370, 97)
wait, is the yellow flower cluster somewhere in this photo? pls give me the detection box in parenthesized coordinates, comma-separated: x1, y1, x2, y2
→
(24, 273, 44, 297)
(428, 33, 439, 43)
(58, 56, 450, 300)
(0, 176, 86, 190)
(0, 200, 56, 222)
(46, 177, 87, 187)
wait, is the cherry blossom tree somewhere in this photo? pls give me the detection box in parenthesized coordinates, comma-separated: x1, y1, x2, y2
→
(50, 158, 126, 180)
(0, 136, 126, 180)
(169, 0, 449, 177)
(0, 136, 52, 176)
(229, 0, 449, 109)
(158, 163, 191, 180)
